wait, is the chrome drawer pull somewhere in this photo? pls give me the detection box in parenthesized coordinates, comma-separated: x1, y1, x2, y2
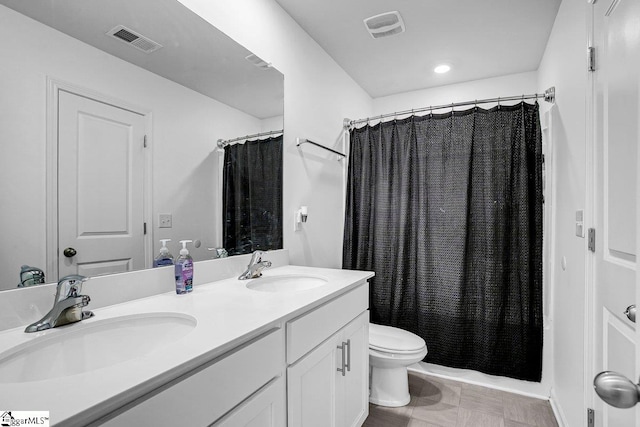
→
(346, 339, 351, 372)
(337, 342, 346, 376)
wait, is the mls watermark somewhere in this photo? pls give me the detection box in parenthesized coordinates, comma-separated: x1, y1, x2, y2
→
(1, 411, 49, 427)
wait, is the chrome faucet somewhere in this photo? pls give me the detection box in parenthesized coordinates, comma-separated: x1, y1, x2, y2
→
(238, 251, 272, 280)
(25, 275, 94, 333)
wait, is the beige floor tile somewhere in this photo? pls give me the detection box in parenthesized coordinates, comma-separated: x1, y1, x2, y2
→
(411, 397, 460, 427)
(504, 420, 532, 427)
(459, 386, 504, 417)
(460, 382, 507, 398)
(363, 408, 411, 427)
(407, 419, 444, 427)
(409, 371, 430, 396)
(503, 395, 558, 427)
(456, 407, 505, 427)
(364, 373, 560, 427)
(419, 377, 462, 406)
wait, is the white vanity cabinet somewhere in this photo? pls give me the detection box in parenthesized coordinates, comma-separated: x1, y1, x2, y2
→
(90, 278, 369, 427)
(286, 283, 369, 427)
(98, 327, 285, 427)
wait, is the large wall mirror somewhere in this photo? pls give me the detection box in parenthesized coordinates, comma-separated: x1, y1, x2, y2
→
(0, 0, 284, 291)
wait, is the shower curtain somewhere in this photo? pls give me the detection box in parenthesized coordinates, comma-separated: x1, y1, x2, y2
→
(223, 135, 283, 256)
(343, 102, 543, 382)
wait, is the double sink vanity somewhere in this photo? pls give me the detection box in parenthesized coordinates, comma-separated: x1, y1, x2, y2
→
(0, 251, 373, 426)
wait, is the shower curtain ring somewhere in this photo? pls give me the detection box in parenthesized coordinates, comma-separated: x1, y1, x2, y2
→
(497, 97, 501, 109)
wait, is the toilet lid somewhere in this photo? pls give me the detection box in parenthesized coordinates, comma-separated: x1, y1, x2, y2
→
(369, 323, 426, 352)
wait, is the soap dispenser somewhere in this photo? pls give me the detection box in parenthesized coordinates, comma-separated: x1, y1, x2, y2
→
(175, 240, 194, 294)
(153, 239, 174, 267)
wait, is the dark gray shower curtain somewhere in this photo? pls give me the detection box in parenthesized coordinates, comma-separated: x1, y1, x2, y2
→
(223, 135, 283, 256)
(343, 102, 543, 382)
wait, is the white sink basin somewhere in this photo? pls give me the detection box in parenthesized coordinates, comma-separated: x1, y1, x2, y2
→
(0, 312, 196, 383)
(246, 274, 328, 292)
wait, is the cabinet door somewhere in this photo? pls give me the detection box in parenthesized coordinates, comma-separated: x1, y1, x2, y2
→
(287, 334, 339, 427)
(214, 376, 285, 427)
(338, 312, 369, 427)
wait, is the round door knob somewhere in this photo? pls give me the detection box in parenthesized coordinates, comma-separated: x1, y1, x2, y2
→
(594, 371, 640, 408)
(63, 247, 77, 258)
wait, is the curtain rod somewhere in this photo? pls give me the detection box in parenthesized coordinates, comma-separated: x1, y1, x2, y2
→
(217, 129, 283, 149)
(344, 86, 555, 129)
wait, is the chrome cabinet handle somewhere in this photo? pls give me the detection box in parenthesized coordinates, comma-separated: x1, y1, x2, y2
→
(345, 339, 351, 372)
(337, 341, 347, 376)
(624, 304, 636, 323)
(594, 371, 640, 408)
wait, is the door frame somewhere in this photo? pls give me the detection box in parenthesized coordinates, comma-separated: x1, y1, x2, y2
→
(45, 77, 153, 280)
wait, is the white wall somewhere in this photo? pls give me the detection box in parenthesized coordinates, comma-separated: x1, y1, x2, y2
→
(177, 0, 373, 269)
(537, 0, 589, 425)
(0, 5, 264, 290)
(372, 71, 538, 116)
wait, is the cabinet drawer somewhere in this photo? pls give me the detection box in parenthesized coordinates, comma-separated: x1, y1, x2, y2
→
(101, 327, 284, 427)
(286, 282, 368, 363)
(213, 376, 285, 426)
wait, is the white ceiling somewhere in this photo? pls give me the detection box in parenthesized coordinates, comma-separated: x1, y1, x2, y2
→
(0, 0, 284, 119)
(274, 0, 561, 98)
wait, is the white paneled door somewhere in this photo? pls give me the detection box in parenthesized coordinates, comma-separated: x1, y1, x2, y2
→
(57, 90, 147, 278)
(591, 0, 640, 425)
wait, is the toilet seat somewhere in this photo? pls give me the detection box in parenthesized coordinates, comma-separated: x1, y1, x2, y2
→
(369, 323, 426, 353)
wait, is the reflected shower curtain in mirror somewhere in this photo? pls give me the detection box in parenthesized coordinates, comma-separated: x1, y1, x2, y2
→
(343, 103, 543, 381)
(223, 135, 283, 256)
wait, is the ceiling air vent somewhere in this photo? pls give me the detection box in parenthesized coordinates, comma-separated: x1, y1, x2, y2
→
(363, 11, 405, 39)
(107, 25, 162, 53)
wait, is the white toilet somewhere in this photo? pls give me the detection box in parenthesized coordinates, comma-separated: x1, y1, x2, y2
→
(369, 323, 428, 407)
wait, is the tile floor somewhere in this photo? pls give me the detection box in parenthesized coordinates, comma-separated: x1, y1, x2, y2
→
(363, 371, 559, 427)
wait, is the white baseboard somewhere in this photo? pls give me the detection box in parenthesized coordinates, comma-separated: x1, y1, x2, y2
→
(410, 362, 551, 400)
(549, 389, 569, 427)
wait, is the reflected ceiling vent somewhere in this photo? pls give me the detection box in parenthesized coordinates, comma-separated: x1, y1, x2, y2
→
(245, 53, 272, 70)
(107, 25, 162, 53)
(363, 11, 405, 39)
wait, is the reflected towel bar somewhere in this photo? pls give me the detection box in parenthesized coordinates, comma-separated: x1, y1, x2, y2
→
(296, 138, 345, 159)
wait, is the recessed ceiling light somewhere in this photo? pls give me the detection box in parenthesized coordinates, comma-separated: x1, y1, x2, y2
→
(434, 64, 451, 74)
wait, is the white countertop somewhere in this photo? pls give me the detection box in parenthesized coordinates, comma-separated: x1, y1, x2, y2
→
(0, 265, 373, 426)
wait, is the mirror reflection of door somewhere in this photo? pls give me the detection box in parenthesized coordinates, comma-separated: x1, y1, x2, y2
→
(591, 0, 640, 423)
(57, 89, 147, 278)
